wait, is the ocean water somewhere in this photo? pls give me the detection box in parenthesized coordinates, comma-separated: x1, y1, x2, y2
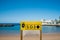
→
(0, 25, 60, 35)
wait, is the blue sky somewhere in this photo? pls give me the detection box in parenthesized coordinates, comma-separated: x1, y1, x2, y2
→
(0, 0, 60, 23)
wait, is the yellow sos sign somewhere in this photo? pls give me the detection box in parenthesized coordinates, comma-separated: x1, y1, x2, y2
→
(20, 21, 42, 30)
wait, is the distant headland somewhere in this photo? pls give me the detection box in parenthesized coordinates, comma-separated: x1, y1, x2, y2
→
(0, 23, 19, 27)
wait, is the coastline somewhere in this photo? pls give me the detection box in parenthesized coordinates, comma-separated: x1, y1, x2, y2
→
(0, 23, 60, 27)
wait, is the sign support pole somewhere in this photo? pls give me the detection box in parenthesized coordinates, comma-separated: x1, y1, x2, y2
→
(21, 30, 23, 40)
(40, 30, 42, 40)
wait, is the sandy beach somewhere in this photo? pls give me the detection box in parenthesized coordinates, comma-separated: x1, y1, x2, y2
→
(0, 33, 60, 40)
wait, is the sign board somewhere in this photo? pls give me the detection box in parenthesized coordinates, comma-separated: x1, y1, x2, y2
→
(20, 21, 42, 40)
(20, 21, 42, 30)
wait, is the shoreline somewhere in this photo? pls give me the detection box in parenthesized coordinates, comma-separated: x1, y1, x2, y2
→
(0, 23, 60, 27)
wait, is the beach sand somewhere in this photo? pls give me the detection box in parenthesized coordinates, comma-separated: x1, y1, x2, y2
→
(0, 33, 60, 40)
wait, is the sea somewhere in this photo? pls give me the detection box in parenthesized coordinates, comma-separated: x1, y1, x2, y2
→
(0, 25, 60, 35)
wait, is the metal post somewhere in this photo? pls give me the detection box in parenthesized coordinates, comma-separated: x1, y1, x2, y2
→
(40, 30, 42, 40)
(21, 30, 23, 40)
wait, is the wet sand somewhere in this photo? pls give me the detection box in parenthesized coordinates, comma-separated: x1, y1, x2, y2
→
(0, 34, 20, 40)
(0, 33, 60, 40)
(42, 33, 60, 40)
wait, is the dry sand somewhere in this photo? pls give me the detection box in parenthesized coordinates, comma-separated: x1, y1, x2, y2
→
(0, 33, 60, 40)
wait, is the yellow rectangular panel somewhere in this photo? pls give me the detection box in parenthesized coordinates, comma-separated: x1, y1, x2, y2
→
(20, 21, 42, 30)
